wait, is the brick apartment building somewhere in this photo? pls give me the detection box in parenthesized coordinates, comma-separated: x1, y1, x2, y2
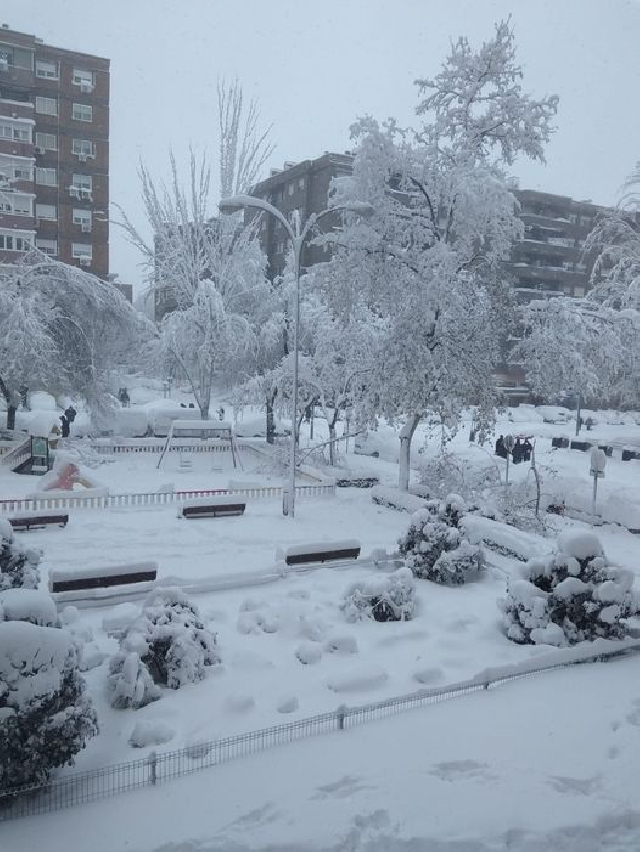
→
(0, 24, 109, 278)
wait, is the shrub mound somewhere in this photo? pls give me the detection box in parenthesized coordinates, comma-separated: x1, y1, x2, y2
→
(399, 494, 484, 585)
(342, 567, 416, 623)
(501, 531, 637, 646)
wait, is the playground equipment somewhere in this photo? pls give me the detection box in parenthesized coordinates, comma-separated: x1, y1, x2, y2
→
(156, 420, 241, 470)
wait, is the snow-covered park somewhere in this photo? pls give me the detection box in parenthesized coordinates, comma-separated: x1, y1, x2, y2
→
(2, 380, 640, 849)
(1, 7, 640, 849)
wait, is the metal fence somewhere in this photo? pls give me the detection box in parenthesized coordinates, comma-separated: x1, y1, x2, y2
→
(0, 483, 335, 515)
(2, 640, 639, 821)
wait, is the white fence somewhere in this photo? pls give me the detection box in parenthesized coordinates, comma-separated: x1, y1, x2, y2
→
(1, 638, 638, 821)
(0, 484, 335, 515)
(92, 442, 231, 455)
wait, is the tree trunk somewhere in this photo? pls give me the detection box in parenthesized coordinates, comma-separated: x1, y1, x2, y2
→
(200, 403, 210, 420)
(575, 392, 581, 436)
(328, 425, 336, 466)
(399, 413, 421, 492)
(6, 405, 16, 431)
(266, 391, 275, 445)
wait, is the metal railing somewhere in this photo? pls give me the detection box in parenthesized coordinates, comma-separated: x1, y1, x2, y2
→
(0, 436, 31, 471)
(2, 639, 638, 821)
(0, 483, 336, 515)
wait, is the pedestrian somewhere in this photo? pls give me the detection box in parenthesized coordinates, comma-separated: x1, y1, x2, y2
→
(523, 438, 533, 462)
(512, 438, 523, 464)
(495, 435, 505, 457)
(64, 405, 77, 423)
(60, 415, 70, 438)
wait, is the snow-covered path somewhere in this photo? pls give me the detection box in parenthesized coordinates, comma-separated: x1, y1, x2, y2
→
(5, 654, 640, 851)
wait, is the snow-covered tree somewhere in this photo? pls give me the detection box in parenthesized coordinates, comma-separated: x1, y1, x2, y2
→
(217, 77, 275, 199)
(510, 297, 624, 421)
(327, 20, 558, 488)
(399, 495, 484, 585)
(0, 621, 98, 791)
(107, 650, 161, 710)
(501, 531, 637, 646)
(0, 254, 148, 429)
(118, 152, 272, 420)
(0, 518, 41, 592)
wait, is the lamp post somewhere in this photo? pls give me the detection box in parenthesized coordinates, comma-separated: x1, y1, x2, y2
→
(219, 194, 373, 518)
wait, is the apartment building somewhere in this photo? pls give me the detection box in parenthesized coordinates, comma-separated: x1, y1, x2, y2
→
(248, 153, 603, 300)
(0, 24, 109, 277)
(247, 152, 355, 281)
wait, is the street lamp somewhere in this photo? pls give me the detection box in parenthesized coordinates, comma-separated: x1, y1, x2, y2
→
(219, 193, 374, 518)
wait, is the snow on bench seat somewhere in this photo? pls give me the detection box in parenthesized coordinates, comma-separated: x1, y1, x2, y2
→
(284, 540, 361, 566)
(9, 511, 69, 531)
(179, 495, 246, 519)
(49, 561, 158, 594)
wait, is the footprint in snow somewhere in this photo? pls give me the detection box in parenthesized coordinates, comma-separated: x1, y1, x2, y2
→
(313, 775, 371, 799)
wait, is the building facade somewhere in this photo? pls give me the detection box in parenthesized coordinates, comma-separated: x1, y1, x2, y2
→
(0, 24, 109, 277)
(247, 152, 355, 281)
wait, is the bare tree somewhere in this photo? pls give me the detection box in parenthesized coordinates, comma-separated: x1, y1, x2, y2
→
(217, 78, 275, 198)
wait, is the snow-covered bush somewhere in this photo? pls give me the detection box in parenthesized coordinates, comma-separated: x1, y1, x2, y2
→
(115, 588, 219, 694)
(342, 567, 417, 623)
(419, 451, 499, 504)
(107, 650, 161, 710)
(0, 519, 41, 591)
(501, 531, 637, 646)
(0, 621, 97, 791)
(399, 495, 484, 585)
(128, 719, 175, 749)
(0, 588, 58, 627)
(371, 486, 427, 513)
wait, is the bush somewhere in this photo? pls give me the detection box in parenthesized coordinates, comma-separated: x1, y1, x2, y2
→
(399, 495, 484, 585)
(342, 567, 417, 623)
(107, 650, 161, 710)
(501, 532, 637, 646)
(0, 519, 40, 591)
(109, 588, 219, 703)
(0, 621, 98, 792)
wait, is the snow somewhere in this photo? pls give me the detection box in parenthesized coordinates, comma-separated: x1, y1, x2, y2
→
(0, 588, 57, 626)
(557, 530, 605, 560)
(129, 720, 176, 748)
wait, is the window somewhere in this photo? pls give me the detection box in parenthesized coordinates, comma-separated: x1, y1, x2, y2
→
(72, 103, 92, 122)
(298, 178, 305, 190)
(36, 59, 58, 79)
(72, 138, 94, 158)
(73, 68, 94, 88)
(0, 46, 32, 70)
(0, 123, 30, 142)
(72, 173, 92, 191)
(11, 195, 32, 216)
(35, 96, 58, 116)
(36, 167, 57, 186)
(0, 232, 32, 251)
(288, 183, 294, 196)
(73, 208, 92, 231)
(72, 242, 92, 259)
(12, 164, 33, 181)
(574, 286, 585, 298)
(36, 203, 57, 220)
(276, 240, 284, 254)
(36, 238, 58, 257)
(36, 132, 58, 151)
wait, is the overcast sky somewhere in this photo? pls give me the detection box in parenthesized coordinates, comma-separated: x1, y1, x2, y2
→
(3, 0, 640, 297)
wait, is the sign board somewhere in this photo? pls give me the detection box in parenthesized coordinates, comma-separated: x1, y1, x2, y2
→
(30, 436, 49, 471)
(504, 434, 515, 452)
(590, 447, 606, 478)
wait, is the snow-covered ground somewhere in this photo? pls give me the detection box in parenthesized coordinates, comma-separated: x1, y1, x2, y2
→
(2, 388, 640, 850)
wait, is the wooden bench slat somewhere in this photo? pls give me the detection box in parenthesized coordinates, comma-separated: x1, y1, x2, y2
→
(181, 503, 245, 519)
(51, 568, 158, 593)
(285, 546, 361, 566)
(9, 514, 69, 531)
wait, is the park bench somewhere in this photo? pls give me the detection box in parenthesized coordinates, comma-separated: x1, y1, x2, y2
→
(622, 448, 640, 462)
(284, 539, 361, 566)
(9, 511, 69, 531)
(50, 561, 158, 593)
(570, 440, 592, 452)
(336, 477, 380, 488)
(179, 495, 246, 519)
(551, 437, 570, 449)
